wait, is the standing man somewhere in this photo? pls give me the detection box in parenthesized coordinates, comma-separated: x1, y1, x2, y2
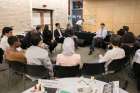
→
(76, 19, 84, 32)
(89, 23, 108, 55)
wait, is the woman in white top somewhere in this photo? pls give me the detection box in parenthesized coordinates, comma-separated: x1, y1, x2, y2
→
(133, 49, 140, 64)
(99, 34, 125, 68)
(0, 27, 13, 51)
(56, 37, 81, 66)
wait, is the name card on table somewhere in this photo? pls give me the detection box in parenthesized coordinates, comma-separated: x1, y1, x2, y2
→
(103, 81, 119, 93)
(38, 79, 61, 88)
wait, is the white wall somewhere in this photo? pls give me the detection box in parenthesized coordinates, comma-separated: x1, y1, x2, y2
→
(0, 0, 32, 35)
(32, 0, 69, 29)
(0, 0, 68, 34)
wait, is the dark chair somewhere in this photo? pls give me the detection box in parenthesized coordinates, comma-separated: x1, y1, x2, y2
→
(26, 65, 50, 79)
(108, 57, 128, 72)
(6, 60, 26, 89)
(54, 65, 80, 78)
(6, 60, 26, 74)
(107, 58, 129, 90)
(75, 32, 95, 46)
(121, 44, 135, 62)
(82, 62, 105, 76)
(133, 62, 140, 78)
(0, 48, 4, 64)
(133, 62, 140, 91)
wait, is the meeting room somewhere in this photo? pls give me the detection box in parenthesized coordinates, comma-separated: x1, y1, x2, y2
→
(0, 0, 140, 93)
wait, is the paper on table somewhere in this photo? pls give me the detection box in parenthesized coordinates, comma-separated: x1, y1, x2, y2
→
(38, 79, 61, 88)
(113, 81, 119, 93)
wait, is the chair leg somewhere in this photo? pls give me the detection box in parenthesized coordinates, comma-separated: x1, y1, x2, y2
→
(61, 44, 63, 50)
(122, 80, 128, 90)
(23, 74, 25, 90)
(8, 68, 11, 90)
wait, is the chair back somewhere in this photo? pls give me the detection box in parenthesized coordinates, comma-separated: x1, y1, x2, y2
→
(108, 57, 127, 72)
(121, 44, 135, 59)
(133, 62, 140, 78)
(0, 48, 4, 64)
(54, 65, 80, 78)
(26, 65, 50, 79)
(82, 62, 105, 76)
(6, 60, 26, 73)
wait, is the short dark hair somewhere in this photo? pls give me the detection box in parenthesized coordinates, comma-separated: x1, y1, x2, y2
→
(30, 32, 42, 46)
(110, 34, 121, 46)
(1, 27, 13, 37)
(100, 23, 105, 26)
(55, 23, 60, 27)
(117, 29, 125, 36)
(121, 32, 135, 43)
(43, 24, 49, 32)
(36, 25, 41, 31)
(123, 26, 129, 31)
(8, 36, 18, 46)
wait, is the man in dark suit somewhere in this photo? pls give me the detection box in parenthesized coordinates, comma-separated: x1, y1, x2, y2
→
(54, 23, 65, 43)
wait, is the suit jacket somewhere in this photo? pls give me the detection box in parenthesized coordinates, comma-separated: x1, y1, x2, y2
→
(54, 29, 64, 40)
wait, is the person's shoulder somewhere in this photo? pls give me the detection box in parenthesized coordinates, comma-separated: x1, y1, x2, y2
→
(136, 49, 140, 54)
(57, 54, 63, 57)
(73, 53, 81, 58)
(116, 47, 125, 54)
(38, 47, 48, 53)
(54, 29, 58, 32)
(1, 36, 7, 41)
(119, 47, 125, 51)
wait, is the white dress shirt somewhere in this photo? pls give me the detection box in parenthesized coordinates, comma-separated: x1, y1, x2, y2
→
(25, 46, 53, 76)
(58, 29, 63, 38)
(0, 36, 9, 51)
(76, 20, 83, 26)
(95, 27, 108, 39)
(99, 47, 125, 67)
(133, 49, 140, 64)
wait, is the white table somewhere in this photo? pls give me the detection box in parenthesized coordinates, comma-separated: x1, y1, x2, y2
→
(22, 77, 128, 93)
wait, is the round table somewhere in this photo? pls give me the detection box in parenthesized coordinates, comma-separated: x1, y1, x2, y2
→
(22, 77, 128, 93)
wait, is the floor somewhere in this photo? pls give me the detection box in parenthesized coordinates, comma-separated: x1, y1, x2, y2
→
(0, 46, 138, 93)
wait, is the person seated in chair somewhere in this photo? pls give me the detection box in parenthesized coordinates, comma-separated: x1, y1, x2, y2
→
(36, 25, 42, 35)
(5, 36, 26, 63)
(133, 47, 140, 91)
(65, 24, 78, 49)
(121, 32, 136, 59)
(20, 29, 36, 49)
(134, 35, 140, 52)
(122, 25, 129, 34)
(89, 23, 108, 55)
(133, 48, 140, 65)
(121, 32, 135, 45)
(54, 23, 65, 43)
(117, 29, 125, 37)
(43, 24, 57, 53)
(0, 27, 13, 51)
(98, 35, 125, 70)
(56, 37, 81, 66)
(25, 32, 53, 77)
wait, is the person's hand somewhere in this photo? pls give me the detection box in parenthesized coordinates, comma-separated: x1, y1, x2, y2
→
(51, 40, 54, 42)
(59, 36, 62, 38)
(99, 54, 103, 58)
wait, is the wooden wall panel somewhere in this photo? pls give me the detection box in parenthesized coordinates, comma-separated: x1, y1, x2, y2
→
(83, 0, 140, 35)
